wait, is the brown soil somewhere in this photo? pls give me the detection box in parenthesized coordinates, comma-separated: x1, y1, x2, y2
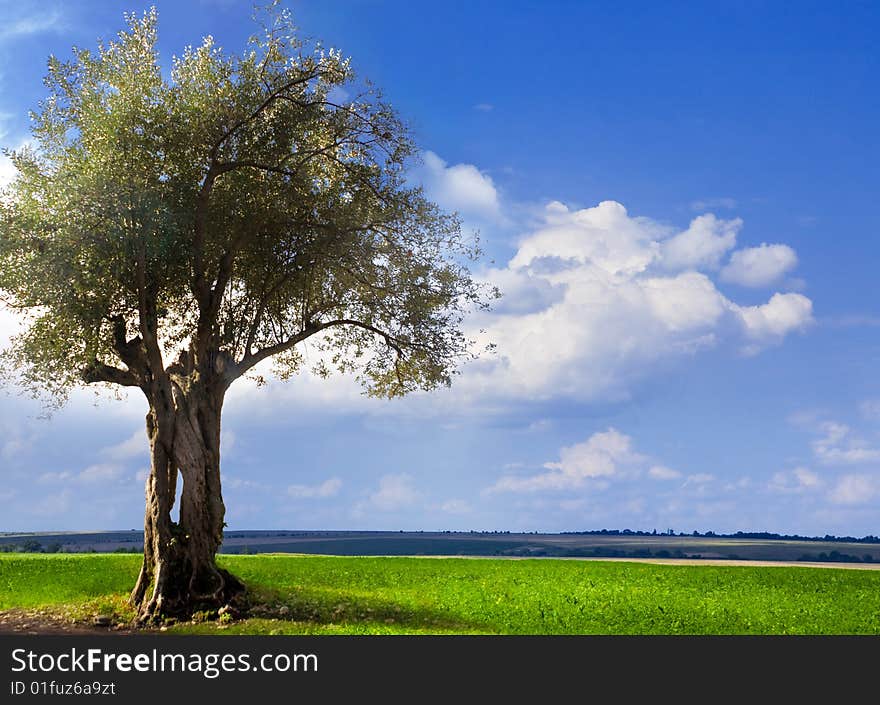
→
(0, 608, 134, 635)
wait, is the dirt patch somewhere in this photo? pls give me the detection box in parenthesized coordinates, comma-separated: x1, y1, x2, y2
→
(0, 609, 134, 635)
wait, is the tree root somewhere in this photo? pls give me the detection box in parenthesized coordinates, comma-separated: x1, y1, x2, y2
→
(132, 563, 248, 626)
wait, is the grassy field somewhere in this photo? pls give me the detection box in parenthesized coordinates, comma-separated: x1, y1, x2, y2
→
(1, 553, 879, 634)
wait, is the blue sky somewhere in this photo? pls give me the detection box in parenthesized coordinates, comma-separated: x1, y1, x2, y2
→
(1, 1, 879, 536)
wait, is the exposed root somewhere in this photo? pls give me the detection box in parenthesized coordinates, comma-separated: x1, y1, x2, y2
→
(133, 562, 247, 625)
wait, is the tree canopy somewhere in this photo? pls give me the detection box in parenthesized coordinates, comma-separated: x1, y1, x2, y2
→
(0, 6, 491, 405)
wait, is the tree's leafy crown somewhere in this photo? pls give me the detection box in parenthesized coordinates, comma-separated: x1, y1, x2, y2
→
(0, 6, 492, 403)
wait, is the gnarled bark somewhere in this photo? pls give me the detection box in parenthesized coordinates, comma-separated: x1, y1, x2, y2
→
(130, 379, 245, 623)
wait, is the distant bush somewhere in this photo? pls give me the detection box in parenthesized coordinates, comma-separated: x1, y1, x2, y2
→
(798, 551, 866, 563)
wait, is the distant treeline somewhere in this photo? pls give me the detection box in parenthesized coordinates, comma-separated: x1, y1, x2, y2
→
(797, 551, 876, 564)
(560, 529, 880, 544)
(0, 540, 141, 554)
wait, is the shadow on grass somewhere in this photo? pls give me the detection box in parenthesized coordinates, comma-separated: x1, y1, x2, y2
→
(235, 584, 487, 633)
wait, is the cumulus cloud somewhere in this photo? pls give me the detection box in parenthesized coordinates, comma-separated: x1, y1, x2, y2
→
(812, 422, 880, 465)
(37, 471, 73, 485)
(734, 292, 813, 347)
(659, 214, 740, 270)
(440, 499, 472, 514)
(101, 430, 147, 461)
(721, 243, 799, 288)
(0, 152, 17, 188)
(508, 200, 665, 273)
(287, 477, 342, 499)
(793, 467, 821, 488)
(829, 474, 877, 505)
(683, 473, 714, 486)
(38, 463, 125, 485)
(648, 465, 682, 480)
(487, 428, 641, 493)
(413, 151, 500, 220)
(1, 152, 812, 417)
(464, 200, 812, 401)
(362, 473, 421, 511)
(223, 475, 268, 491)
(769, 467, 821, 493)
(78, 463, 125, 483)
(0, 415, 33, 460)
(0, 9, 65, 41)
(0, 302, 25, 349)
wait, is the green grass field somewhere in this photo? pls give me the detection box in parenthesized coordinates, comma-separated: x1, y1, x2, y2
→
(2, 553, 879, 634)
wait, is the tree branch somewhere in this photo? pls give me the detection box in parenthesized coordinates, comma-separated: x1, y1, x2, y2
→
(235, 317, 408, 379)
(208, 70, 323, 157)
(108, 314, 147, 372)
(81, 360, 141, 387)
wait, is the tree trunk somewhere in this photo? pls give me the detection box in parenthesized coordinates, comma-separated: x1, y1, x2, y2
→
(129, 379, 245, 623)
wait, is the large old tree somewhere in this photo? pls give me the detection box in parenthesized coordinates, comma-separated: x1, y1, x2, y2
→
(0, 8, 489, 621)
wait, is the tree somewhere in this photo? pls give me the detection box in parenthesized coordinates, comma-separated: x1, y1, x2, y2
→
(0, 6, 492, 622)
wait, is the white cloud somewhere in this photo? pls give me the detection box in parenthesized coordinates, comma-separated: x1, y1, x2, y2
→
(769, 467, 821, 493)
(37, 464, 124, 485)
(690, 197, 737, 212)
(648, 465, 682, 480)
(0, 9, 64, 41)
(287, 477, 342, 499)
(0, 302, 25, 348)
(1, 155, 812, 420)
(683, 473, 714, 486)
(101, 430, 147, 461)
(721, 243, 799, 288)
(734, 292, 813, 347)
(793, 467, 821, 488)
(221, 430, 236, 453)
(487, 428, 641, 493)
(363, 473, 421, 511)
(77, 463, 125, 483)
(829, 474, 877, 505)
(440, 499, 472, 514)
(0, 151, 17, 188)
(473, 103, 493, 112)
(659, 214, 740, 271)
(0, 416, 33, 460)
(812, 422, 880, 465)
(414, 151, 500, 220)
(480, 266, 565, 316)
(722, 476, 752, 492)
(37, 471, 73, 485)
(640, 272, 727, 333)
(526, 419, 553, 433)
(509, 200, 664, 274)
(224, 475, 268, 491)
(464, 200, 811, 402)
